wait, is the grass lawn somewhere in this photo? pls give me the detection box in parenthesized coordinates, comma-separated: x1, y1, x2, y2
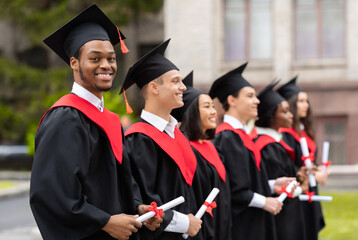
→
(0, 181, 16, 189)
(319, 191, 358, 240)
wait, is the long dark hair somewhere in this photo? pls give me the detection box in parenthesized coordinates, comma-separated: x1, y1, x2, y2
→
(288, 93, 315, 140)
(180, 95, 216, 141)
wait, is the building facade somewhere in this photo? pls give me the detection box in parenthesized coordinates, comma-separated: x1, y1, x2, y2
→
(164, 0, 358, 165)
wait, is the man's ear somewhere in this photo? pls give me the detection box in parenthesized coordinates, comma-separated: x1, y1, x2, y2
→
(70, 57, 79, 71)
(227, 95, 236, 107)
(148, 81, 159, 95)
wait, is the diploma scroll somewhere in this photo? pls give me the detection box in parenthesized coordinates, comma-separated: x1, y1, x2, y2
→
(299, 138, 317, 187)
(278, 180, 298, 203)
(321, 141, 330, 172)
(182, 188, 220, 239)
(299, 195, 333, 202)
(136, 196, 185, 222)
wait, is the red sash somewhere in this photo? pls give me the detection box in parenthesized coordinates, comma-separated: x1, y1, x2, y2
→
(190, 140, 226, 182)
(38, 94, 123, 164)
(279, 127, 316, 161)
(255, 134, 296, 162)
(125, 122, 197, 186)
(216, 123, 261, 171)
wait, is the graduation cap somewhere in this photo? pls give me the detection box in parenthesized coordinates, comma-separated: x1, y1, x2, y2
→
(276, 76, 302, 100)
(120, 39, 179, 94)
(256, 80, 285, 124)
(208, 62, 252, 103)
(43, 4, 128, 65)
(171, 71, 204, 122)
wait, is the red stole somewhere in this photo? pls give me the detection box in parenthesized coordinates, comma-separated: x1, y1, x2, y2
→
(255, 134, 296, 162)
(280, 127, 316, 161)
(38, 94, 123, 164)
(216, 122, 261, 171)
(190, 140, 226, 182)
(125, 122, 197, 186)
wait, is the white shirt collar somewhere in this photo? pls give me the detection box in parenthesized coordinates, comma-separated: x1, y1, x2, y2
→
(223, 114, 249, 133)
(140, 109, 178, 138)
(71, 82, 104, 112)
(256, 127, 282, 142)
(300, 123, 305, 130)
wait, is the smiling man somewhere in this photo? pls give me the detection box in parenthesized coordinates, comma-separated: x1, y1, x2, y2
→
(29, 5, 160, 240)
(122, 40, 202, 240)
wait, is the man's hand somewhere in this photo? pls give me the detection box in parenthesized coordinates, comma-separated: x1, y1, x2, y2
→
(186, 213, 202, 237)
(102, 214, 142, 240)
(263, 197, 282, 215)
(137, 204, 164, 231)
(273, 177, 297, 194)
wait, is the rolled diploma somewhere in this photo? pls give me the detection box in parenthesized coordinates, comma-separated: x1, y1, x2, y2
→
(136, 196, 185, 222)
(278, 180, 298, 203)
(299, 195, 333, 202)
(182, 188, 220, 239)
(321, 141, 330, 172)
(300, 137, 317, 187)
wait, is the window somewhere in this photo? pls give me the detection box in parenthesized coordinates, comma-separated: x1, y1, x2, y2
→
(224, 0, 272, 61)
(315, 116, 347, 165)
(295, 0, 345, 59)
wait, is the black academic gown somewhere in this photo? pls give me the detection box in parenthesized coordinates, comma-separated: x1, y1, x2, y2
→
(255, 134, 307, 240)
(282, 131, 325, 240)
(125, 119, 198, 240)
(212, 128, 277, 240)
(30, 106, 138, 240)
(190, 143, 232, 240)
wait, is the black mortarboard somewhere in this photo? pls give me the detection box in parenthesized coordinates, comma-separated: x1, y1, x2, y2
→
(43, 4, 127, 65)
(208, 62, 252, 103)
(120, 39, 179, 93)
(257, 80, 285, 123)
(276, 76, 302, 100)
(171, 71, 204, 122)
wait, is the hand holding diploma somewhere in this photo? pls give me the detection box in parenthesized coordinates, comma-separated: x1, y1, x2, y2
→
(136, 196, 185, 223)
(277, 180, 298, 203)
(182, 188, 220, 239)
(300, 137, 317, 187)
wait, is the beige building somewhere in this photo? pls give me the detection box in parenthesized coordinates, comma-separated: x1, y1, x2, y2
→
(162, 0, 358, 166)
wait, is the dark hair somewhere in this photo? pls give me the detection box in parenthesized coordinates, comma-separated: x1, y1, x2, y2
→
(222, 91, 239, 111)
(180, 95, 216, 141)
(73, 47, 82, 60)
(288, 93, 315, 140)
(255, 105, 278, 128)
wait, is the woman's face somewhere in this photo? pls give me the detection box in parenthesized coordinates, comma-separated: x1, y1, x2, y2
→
(199, 94, 217, 132)
(297, 92, 309, 118)
(273, 101, 293, 129)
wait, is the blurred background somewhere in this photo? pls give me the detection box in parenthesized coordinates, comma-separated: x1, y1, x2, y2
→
(0, 0, 357, 239)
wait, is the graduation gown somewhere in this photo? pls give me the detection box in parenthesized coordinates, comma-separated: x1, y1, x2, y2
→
(281, 128, 325, 240)
(125, 119, 198, 240)
(212, 123, 277, 240)
(190, 140, 232, 240)
(30, 94, 138, 240)
(255, 133, 307, 240)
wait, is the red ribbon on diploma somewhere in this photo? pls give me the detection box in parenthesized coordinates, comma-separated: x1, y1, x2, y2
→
(301, 153, 315, 165)
(305, 191, 315, 203)
(145, 202, 164, 220)
(204, 201, 217, 217)
(277, 185, 294, 199)
(322, 160, 332, 168)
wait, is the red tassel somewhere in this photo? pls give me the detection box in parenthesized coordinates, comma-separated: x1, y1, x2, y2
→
(123, 89, 133, 114)
(117, 26, 129, 54)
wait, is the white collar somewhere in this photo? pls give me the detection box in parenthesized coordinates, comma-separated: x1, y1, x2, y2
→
(71, 82, 104, 112)
(140, 109, 178, 138)
(300, 123, 305, 130)
(223, 114, 249, 133)
(256, 127, 282, 142)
